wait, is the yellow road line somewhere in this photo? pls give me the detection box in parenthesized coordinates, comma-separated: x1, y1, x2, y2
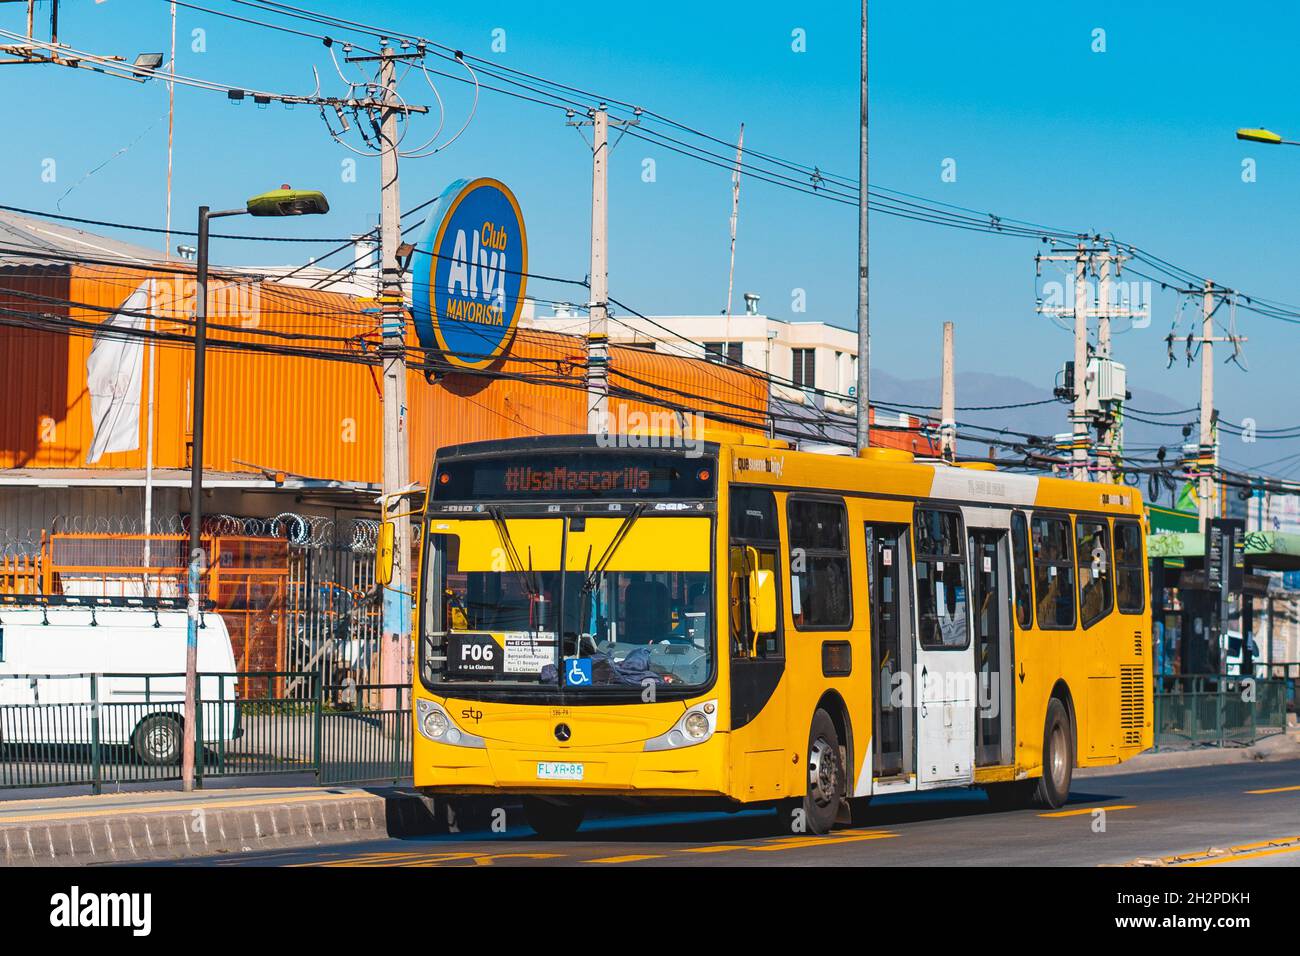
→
(679, 845, 751, 853)
(0, 790, 361, 825)
(585, 854, 665, 864)
(749, 830, 897, 851)
(1039, 804, 1136, 819)
(1245, 784, 1300, 795)
(1124, 835, 1300, 867)
(1182, 844, 1300, 867)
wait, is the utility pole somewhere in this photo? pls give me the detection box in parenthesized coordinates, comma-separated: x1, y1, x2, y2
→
(940, 321, 955, 460)
(855, 0, 871, 451)
(1071, 242, 1090, 480)
(588, 106, 610, 435)
(1198, 280, 1216, 532)
(567, 104, 637, 435)
(378, 44, 411, 689)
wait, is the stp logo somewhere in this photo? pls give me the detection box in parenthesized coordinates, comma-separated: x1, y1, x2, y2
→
(460, 707, 483, 724)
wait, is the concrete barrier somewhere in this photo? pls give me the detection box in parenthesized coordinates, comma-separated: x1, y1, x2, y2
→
(0, 787, 441, 866)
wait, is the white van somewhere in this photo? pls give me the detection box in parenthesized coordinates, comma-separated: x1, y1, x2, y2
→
(0, 599, 240, 765)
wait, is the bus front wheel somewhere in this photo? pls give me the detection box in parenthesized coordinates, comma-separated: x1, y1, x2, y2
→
(522, 797, 585, 839)
(790, 708, 844, 836)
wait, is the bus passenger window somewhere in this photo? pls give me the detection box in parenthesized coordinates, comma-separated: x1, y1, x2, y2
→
(1076, 519, 1113, 628)
(1010, 511, 1034, 629)
(1114, 520, 1146, 614)
(787, 498, 851, 630)
(914, 508, 968, 649)
(1031, 515, 1075, 629)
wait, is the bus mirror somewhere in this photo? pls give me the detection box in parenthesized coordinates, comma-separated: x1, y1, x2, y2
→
(748, 568, 776, 636)
(376, 521, 396, 586)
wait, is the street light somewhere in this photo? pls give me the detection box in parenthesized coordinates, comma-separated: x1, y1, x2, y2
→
(1236, 127, 1300, 146)
(183, 186, 329, 792)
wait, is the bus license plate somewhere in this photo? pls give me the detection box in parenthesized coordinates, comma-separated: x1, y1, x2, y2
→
(536, 761, 584, 781)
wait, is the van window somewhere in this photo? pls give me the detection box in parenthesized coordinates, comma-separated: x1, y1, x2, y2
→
(787, 497, 852, 629)
(1076, 519, 1113, 629)
(1032, 515, 1076, 629)
(1010, 510, 1033, 629)
(914, 508, 969, 650)
(1114, 520, 1146, 614)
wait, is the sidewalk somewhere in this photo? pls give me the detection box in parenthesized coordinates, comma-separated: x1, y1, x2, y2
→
(0, 785, 440, 866)
(1077, 726, 1300, 779)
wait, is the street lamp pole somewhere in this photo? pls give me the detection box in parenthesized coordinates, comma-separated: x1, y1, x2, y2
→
(182, 188, 330, 793)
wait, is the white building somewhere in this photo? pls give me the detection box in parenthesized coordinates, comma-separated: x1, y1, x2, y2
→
(524, 297, 859, 415)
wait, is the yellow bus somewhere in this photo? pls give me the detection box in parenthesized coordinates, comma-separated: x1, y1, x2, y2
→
(404, 432, 1152, 837)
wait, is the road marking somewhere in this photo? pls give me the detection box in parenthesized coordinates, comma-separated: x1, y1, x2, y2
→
(585, 854, 665, 864)
(1121, 835, 1300, 867)
(302, 850, 565, 868)
(1245, 784, 1300, 794)
(1182, 844, 1300, 867)
(749, 830, 897, 851)
(1039, 804, 1136, 818)
(680, 845, 752, 853)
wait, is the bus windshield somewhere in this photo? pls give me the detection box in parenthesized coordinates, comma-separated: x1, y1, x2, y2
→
(421, 516, 714, 697)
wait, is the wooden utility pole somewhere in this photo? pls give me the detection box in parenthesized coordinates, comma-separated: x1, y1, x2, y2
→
(940, 321, 955, 460)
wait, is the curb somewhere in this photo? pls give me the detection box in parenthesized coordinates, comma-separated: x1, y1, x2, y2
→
(0, 790, 441, 866)
(1076, 734, 1300, 779)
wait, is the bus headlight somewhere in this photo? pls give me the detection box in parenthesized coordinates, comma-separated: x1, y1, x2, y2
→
(683, 712, 710, 740)
(415, 698, 486, 748)
(644, 701, 718, 751)
(423, 709, 449, 739)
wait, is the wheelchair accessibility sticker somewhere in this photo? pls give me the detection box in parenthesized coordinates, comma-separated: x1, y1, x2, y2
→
(564, 657, 593, 687)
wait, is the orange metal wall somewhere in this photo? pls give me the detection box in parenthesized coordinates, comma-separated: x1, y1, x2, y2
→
(0, 265, 771, 486)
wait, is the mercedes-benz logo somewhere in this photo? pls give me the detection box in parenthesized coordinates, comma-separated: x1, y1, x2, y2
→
(554, 723, 571, 742)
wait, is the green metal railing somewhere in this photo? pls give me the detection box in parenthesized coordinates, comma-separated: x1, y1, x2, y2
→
(0, 671, 411, 792)
(1154, 676, 1289, 750)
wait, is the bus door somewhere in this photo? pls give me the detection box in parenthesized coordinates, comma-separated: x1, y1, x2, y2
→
(727, 487, 788, 801)
(866, 523, 913, 782)
(968, 524, 1015, 768)
(912, 508, 976, 788)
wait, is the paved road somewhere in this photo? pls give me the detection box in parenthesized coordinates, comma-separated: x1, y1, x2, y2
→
(155, 758, 1300, 867)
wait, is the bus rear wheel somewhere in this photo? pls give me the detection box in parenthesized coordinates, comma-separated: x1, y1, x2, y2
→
(790, 708, 844, 835)
(985, 698, 1073, 810)
(1035, 698, 1073, 809)
(522, 797, 585, 839)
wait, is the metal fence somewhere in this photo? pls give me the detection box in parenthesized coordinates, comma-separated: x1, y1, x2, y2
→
(0, 671, 411, 792)
(1154, 675, 1289, 750)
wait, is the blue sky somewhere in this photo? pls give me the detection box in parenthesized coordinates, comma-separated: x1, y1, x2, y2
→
(5, 0, 1300, 471)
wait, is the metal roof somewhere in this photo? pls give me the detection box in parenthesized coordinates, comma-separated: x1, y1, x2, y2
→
(0, 209, 173, 270)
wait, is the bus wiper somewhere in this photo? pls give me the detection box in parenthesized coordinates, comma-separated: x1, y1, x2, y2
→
(581, 503, 646, 595)
(488, 507, 539, 599)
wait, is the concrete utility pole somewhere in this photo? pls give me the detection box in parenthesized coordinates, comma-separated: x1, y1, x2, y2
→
(377, 44, 412, 688)
(940, 321, 955, 460)
(567, 104, 637, 435)
(855, 0, 871, 451)
(1071, 242, 1090, 481)
(587, 106, 610, 435)
(1199, 280, 1216, 532)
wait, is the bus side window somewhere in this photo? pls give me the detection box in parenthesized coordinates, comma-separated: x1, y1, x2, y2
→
(1114, 520, 1146, 614)
(1010, 510, 1034, 630)
(1031, 514, 1076, 629)
(787, 497, 852, 630)
(1077, 519, 1113, 629)
(729, 487, 783, 657)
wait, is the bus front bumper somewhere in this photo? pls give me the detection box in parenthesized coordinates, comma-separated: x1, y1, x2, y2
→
(413, 732, 731, 798)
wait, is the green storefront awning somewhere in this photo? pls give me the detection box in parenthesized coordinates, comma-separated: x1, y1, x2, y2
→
(1147, 529, 1300, 572)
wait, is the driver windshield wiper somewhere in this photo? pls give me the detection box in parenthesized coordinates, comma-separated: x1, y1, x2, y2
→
(581, 503, 646, 595)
